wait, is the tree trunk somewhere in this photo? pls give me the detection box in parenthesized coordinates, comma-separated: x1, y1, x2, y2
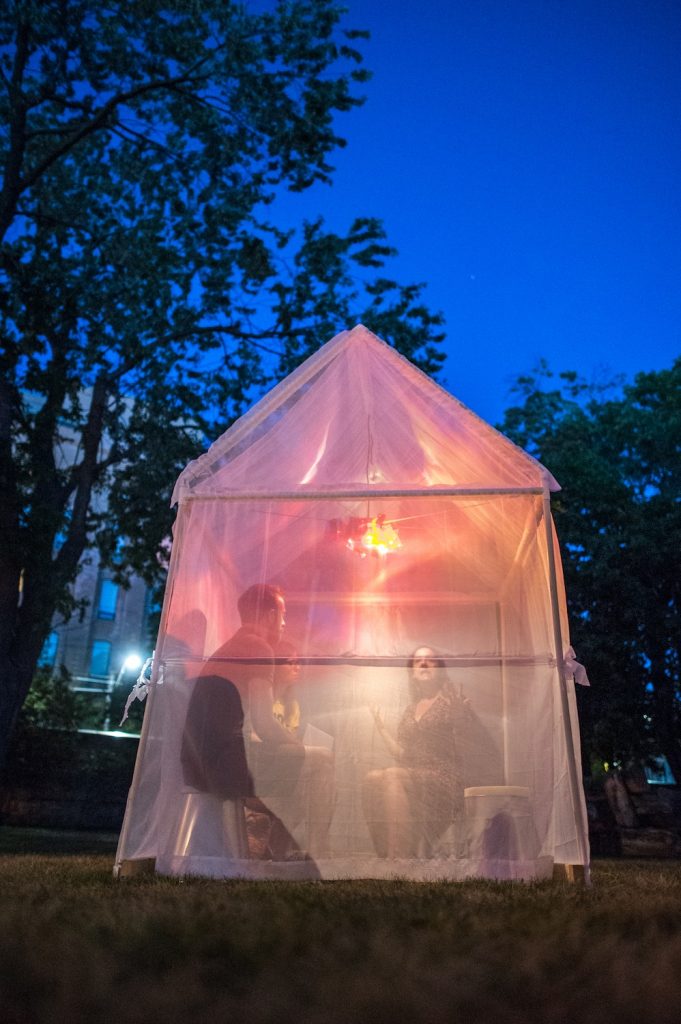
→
(0, 636, 42, 769)
(0, 377, 107, 770)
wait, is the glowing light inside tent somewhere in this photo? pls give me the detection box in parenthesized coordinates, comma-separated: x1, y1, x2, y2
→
(357, 516, 402, 557)
(330, 514, 402, 558)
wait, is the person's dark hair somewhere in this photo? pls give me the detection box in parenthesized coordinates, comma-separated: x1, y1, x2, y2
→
(273, 639, 299, 686)
(237, 583, 283, 625)
(407, 646, 450, 700)
(406, 647, 446, 674)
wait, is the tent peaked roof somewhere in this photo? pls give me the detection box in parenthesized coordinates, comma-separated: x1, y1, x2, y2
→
(172, 324, 559, 503)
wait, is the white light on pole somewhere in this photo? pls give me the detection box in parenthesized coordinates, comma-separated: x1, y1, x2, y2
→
(122, 653, 143, 674)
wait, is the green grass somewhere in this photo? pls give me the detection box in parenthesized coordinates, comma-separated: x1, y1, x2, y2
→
(1, 829, 680, 1023)
(0, 825, 119, 856)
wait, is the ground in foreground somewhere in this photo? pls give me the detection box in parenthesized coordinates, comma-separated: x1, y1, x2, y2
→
(0, 831, 680, 1023)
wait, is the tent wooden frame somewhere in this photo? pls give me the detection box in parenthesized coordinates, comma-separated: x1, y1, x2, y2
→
(115, 326, 591, 882)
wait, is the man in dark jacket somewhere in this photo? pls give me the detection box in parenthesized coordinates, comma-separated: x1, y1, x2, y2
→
(181, 583, 295, 799)
(181, 584, 333, 858)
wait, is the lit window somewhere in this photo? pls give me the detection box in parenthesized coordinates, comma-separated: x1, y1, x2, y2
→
(89, 639, 112, 677)
(38, 631, 59, 668)
(97, 580, 119, 620)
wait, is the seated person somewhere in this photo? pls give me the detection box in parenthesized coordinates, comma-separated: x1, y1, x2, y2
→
(362, 646, 467, 858)
(248, 639, 334, 859)
(182, 584, 334, 860)
(272, 639, 303, 735)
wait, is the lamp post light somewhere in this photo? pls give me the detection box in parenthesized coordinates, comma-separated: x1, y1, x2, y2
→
(121, 653, 144, 676)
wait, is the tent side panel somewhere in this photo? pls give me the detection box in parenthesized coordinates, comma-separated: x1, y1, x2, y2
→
(117, 492, 583, 880)
(542, 506, 590, 869)
(115, 502, 193, 868)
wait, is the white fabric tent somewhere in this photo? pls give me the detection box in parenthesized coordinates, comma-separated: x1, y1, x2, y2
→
(115, 325, 590, 881)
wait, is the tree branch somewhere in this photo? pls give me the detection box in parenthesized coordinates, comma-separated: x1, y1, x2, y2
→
(1, 47, 220, 242)
(0, 19, 31, 240)
(105, 323, 283, 383)
(53, 375, 108, 581)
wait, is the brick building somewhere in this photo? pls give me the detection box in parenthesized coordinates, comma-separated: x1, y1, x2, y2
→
(39, 555, 154, 687)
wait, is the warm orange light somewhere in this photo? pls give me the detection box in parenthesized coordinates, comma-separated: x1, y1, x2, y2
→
(360, 517, 402, 556)
(331, 514, 402, 557)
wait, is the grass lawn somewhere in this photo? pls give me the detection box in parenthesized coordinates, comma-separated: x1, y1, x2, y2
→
(1, 828, 680, 1023)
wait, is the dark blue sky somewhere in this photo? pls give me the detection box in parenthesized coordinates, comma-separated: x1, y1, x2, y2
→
(273, 0, 680, 424)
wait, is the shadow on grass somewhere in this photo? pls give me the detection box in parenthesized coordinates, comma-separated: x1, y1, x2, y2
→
(0, 825, 118, 856)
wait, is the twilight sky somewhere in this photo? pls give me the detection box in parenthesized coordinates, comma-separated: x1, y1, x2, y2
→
(271, 0, 681, 425)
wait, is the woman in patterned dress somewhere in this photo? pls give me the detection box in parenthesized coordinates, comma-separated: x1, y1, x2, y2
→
(362, 647, 464, 858)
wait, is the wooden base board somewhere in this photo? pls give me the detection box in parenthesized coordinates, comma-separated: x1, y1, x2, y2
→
(552, 863, 588, 885)
(114, 858, 156, 879)
(114, 858, 590, 884)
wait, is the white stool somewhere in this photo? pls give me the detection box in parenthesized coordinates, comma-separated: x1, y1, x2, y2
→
(464, 786, 539, 862)
(174, 790, 247, 859)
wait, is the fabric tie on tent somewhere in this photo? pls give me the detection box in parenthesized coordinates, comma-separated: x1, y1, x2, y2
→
(563, 647, 590, 687)
(119, 651, 155, 725)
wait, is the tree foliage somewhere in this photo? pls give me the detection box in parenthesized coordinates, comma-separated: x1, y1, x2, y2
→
(500, 358, 681, 779)
(0, 0, 445, 763)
